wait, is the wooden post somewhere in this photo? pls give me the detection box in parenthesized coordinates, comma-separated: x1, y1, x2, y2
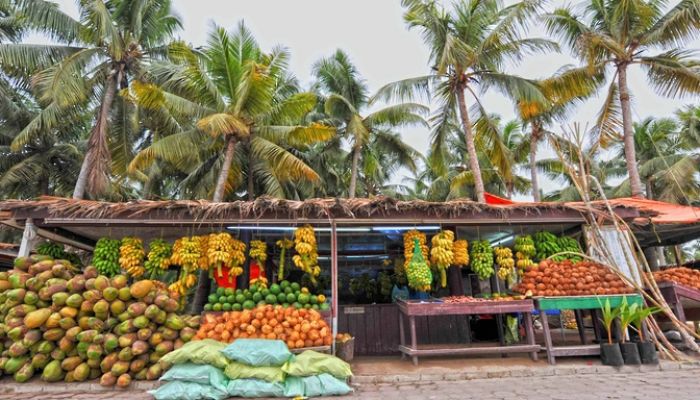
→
(540, 310, 555, 365)
(18, 218, 40, 257)
(331, 222, 339, 355)
(524, 312, 538, 361)
(410, 316, 418, 365)
(398, 311, 406, 359)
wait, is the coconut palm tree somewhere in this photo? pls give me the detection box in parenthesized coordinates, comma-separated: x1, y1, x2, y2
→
(127, 23, 335, 202)
(312, 49, 427, 198)
(611, 117, 700, 203)
(373, 0, 554, 203)
(0, 0, 182, 199)
(545, 0, 700, 199)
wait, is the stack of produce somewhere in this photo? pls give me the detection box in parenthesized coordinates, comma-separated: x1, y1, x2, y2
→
(653, 267, 700, 290)
(203, 281, 328, 312)
(470, 240, 494, 280)
(515, 259, 635, 297)
(533, 231, 561, 261)
(430, 230, 455, 288)
(276, 238, 293, 280)
(514, 235, 536, 272)
(144, 239, 172, 279)
(120, 237, 146, 279)
(406, 238, 432, 292)
(453, 240, 469, 266)
(195, 305, 332, 349)
(293, 226, 321, 285)
(0, 255, 199, 387)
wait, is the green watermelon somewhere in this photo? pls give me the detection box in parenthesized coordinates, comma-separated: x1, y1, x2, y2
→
(264, 294, 277, 304)
(269, 284, 281, 295)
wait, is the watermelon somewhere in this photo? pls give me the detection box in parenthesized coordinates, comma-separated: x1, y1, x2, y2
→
(203, 304, 212, 311)
(242, 300, 255, 310)
(226, 295, 235, 303)
(212, 303, 222, 312)
(252, 292, 262, 303)
(224, 288, 234, 296)
(218, 295, 227, 303)
(277, 293, 286, 304)
(222, 303, 231, 311)
(320, 303, 330, 311)
(297, 293, 310, 305)
(269, 284, 281, 295)
(265, 294, 277, 304)
(310, 295, 318, 304)
(207, 294, 217, 304)
(286, 293, 296, 303)
(290, 282, 301, 292)
(216, 287, 224, 296)
(235, 294, 245, 304)
(232, 303, 242, 311)
(292, 302, 302, 309)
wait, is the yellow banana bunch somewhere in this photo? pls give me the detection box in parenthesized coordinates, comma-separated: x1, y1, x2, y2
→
(120, 237, 145, 279)
(495, 246, 515, 284)
(453, 240, 469, 266)
(293, 225, 320, 284)
(403, 230, 430, 270)
(196, 235, 209, 270)
(249, 240, 268, 276)
(430, 230, 454, 288)
(168, 272, 198, 299)
(206, 232, 234, 277)
(171, 236, 202, 272)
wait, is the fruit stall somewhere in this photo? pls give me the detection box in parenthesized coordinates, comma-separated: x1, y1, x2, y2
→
(0, 194, 698, 381)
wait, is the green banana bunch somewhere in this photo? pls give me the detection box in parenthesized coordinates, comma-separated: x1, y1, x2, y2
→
(551, 236, 583, 262)
(36, 242, 64, 259)
(145, 239, 172, 278)
(534, 231, 561, 261)
(378, 271, 393, 297)
(93, 238, 121, 276)
(470, 240, 494, 280)
(514, 235, 536, 258)
(407, 238, 432, 292)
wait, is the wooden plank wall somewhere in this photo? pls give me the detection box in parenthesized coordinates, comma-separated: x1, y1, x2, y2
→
(338, 304, 472, 355)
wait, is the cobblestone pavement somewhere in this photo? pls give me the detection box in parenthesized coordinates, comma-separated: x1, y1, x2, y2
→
(2, 369, 698, 400)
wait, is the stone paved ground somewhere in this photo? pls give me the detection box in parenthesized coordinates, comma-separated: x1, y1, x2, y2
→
(2, 369, 699, 400)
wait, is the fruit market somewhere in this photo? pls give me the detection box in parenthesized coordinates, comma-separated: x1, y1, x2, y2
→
(0, 196, 699, 397)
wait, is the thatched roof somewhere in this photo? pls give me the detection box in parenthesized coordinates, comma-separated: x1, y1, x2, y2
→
(0, 196, 630, 224)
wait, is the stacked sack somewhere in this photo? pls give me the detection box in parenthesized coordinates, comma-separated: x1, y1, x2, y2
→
(0, 255, 198, 387)
(151, 338, 353, 399)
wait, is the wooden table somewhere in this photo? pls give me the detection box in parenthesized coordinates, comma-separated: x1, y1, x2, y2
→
(653, 282, 700, 323)
(536, 294, 644, 365)
(397, 298, 539, 365)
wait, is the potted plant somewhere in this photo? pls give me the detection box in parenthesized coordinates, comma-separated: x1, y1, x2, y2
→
(618, 299, 641, 365)
(598, 298, 623, 366)
(631, 305, 660, 365)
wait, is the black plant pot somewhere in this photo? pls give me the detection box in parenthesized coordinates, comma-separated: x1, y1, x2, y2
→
(620, 342, 641, 365)
(637, 341, 659, 365)
(600, 343, 624, 366)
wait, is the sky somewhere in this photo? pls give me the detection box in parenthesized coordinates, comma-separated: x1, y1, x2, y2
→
(42, 0, 700, 197)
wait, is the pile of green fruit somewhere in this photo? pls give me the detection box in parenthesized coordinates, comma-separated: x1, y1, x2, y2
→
(552, 236, 583, 262)
(36, 242, 82, 267)
(470, 240, 495, 280)
(0, 255, 199, 387)
(203, 280, 329, 312)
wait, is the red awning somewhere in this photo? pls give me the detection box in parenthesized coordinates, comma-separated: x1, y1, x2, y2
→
(601, 198, 700, 225)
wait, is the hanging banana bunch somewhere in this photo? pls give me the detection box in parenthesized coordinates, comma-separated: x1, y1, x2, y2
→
(407, 238, 432, 292)
(276, 238, 293, 280)
(144, 239, 172, 279)
(169, 236, 202, 298)
(197, 235, 210, 270)
(430, 230, 454, 288)
(514, 235, 536, 275)
(403, 230, 430, 271)
(249, 240, 268, 287)
(453, 239, 469, 266)
(495, 246, 515, 285)
(207, 232, 235, 278)
(292, 225, 321, 285)
(228, 238, 246, 281)
(120, 237, 146, 279)
(470, 240, 494, 280)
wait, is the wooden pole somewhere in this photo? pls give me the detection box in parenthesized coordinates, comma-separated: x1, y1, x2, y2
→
(331, 221, 339, 355)
(18, 218, 39, 257)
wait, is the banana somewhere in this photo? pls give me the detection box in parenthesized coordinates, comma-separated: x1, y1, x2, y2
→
(430, 230, 454, 288)
(294, 225, 320, 285)
(470, 240, 494, 280)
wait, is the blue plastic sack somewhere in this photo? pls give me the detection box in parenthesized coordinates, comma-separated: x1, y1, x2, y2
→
(159, 363, 228, 391)
(227, 378, 286, 398)
(148, 381, 228, 400)
(220, 339, 292, 367)
(283, 376, 305, 398)
(301, 374, 353, 397)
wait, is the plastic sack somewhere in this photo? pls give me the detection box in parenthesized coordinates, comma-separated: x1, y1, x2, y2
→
(227, 378, 286, 398)
(160, 339, 229, 369)
(149, 381, 228, 400)
(302, 373, 353, 397)
(160, 363, 228, 391)
(224, 361, 285, 383)
(283, 376, 305, 398)
(281, 350, 352, 379)
(220, 339, 292, 367)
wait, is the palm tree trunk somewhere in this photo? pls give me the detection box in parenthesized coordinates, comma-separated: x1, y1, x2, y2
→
(73, 73, 119, 199)
(212, 135, 237, 202)
(530, 122, 541, 202)
(617, 64, 644, 198)
(456, 86, 486, 203)
(348, 146, 361, 198)
(247, 139, 254, 201)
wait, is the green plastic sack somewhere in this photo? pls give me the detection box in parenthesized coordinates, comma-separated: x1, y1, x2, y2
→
(148, 381, 228, 400)
(160, 339, 228, 369)
(281, 350, 352, 379)
(283, 376, 305, 398)
(224, 361, 285, 383)
(160, 363, 228, 391)
(227, 378, 285, 398)
(302, 373, 353, 397)
(220, 339, 292, 367)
